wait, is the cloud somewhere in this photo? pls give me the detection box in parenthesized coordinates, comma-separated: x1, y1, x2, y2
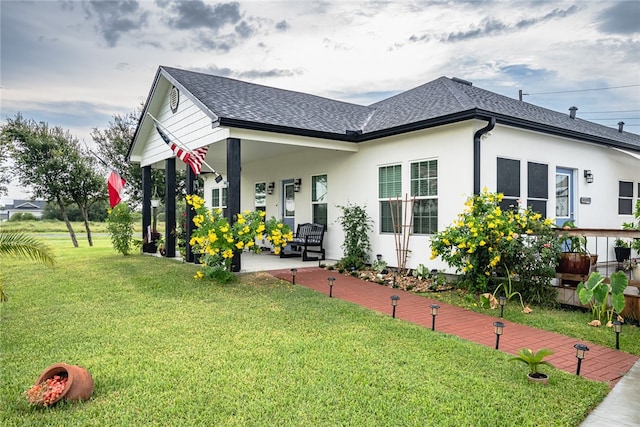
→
(235, 21, 255, 38)
(83, 0, 149, 47)
(597, 2, 640, 35)
(190, 65, 301, 80)
(275, 20, 289, 31)
(444, 5, 579, 42)
(165, 0, 241, 30)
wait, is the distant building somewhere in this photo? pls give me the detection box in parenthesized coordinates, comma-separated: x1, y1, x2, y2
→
(3, 199, 47, 220)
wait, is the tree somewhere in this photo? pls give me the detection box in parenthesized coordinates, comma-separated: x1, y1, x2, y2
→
(1, 114, 82, 247)
(0, 132, 9, 197)
(65, 151, 107, 246)
(0, 231, 55, 301)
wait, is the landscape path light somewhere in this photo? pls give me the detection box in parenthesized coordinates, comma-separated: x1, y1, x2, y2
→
(499, 296, 506, 318)
(613, 321, 622, 350)
(327, 277, 335, 298)
(430, 304, 440, 331)
(390, 295, 400, 318)
(493, 321, 505, 350)
(290, 268, 297, 285)
(574, 343, 589, 376)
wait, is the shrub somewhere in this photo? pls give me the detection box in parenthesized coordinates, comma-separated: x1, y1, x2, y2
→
(430, 189, 561, 304)
(336, 203, 372, 267)
(106, 203, 134, 255)
(186, 195, 292, 278)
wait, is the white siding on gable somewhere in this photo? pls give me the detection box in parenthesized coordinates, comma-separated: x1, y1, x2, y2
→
(140, 84, 229, 168)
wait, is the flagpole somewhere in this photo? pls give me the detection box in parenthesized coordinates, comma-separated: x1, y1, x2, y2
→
(147, 113, 222, 180)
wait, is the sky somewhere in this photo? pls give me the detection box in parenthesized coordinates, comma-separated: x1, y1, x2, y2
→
(1, 0, 639, 203)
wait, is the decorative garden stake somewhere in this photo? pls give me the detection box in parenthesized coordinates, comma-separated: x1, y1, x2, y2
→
(574, 343, 589, 375)
(328, 277, 335, 298)
(493, 321, 505, 350)
(390, 295, 400, 318)
(291, 268, 297, 285)
(430, 304, 440, 331)
(499, 296, 507, 318)
(613, 321, 622, 350)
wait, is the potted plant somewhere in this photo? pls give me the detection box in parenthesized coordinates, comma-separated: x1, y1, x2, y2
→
(557, 221, 591, 275)
(614, 239, 631, 263)
(509, 348, 554, 384)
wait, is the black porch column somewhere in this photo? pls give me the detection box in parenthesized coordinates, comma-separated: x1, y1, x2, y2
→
(165, 158, 177, 258)
(142, 165, 152, 249)
(185, 166, 197, 263)
(227, 137, 241, 272)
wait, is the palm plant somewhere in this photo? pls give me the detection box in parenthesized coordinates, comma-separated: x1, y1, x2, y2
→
(0, 231, 55, 301)
(509, 348, 554, 376)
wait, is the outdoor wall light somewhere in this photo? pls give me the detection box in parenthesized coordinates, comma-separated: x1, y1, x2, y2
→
(267, 182, 275, 195)
(214, 173, 224, 184)
(293, 178, 302, 192)
(574, 343, 589, 376)
(499, 296, 507, 318)
(327, 277, 335, 298)
(613, 321, 622, 350)
(584, 170, 594, 183)
(390, 295, 400, 318)
(493, 321, 505, 350)
(376, 254, 382, 261)
(290, 268, 297, 285)
(430, 304, 440, 331)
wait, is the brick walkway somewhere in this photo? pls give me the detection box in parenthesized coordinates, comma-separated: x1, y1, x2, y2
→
(269, 267, 638, 387)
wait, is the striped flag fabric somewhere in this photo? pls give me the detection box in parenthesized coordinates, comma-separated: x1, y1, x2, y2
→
(155, 125, 208, 175)
(107, 171, 126, 208)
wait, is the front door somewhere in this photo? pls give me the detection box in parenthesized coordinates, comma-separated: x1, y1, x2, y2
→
(555, 167, 574, 227)
(282, 179, 295, 231)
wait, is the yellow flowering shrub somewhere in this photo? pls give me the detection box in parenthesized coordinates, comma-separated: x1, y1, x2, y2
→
(430, 189, 561, 303)
(185, 194, 293, 279)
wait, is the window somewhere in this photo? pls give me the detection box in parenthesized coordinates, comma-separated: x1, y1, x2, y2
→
(497, 157, 520, 210)
(311, 174, 328, 227)
(379, 165, 401, 233)
(212, 187, 227, 215)
(619, 181, 634, 215)
(255, 182, 266, 212)
(411, 160, 438, 234)
(527, 162, 548, 217)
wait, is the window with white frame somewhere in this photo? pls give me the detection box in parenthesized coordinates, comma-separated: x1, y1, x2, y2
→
(619, 181, 634, 215)
(411, 160, 438, 234)
(379, 164, 402, 233)
(527, 162, 548, 217)
(212, 187, 227, 215)
(255, 182, 266, 212)
(311, 174, 327, 227)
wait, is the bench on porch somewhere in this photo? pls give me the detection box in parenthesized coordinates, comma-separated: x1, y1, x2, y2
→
(280, 223, 326, 261)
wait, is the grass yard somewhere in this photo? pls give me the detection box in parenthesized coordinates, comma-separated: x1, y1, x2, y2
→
(0, 236, 609, 426)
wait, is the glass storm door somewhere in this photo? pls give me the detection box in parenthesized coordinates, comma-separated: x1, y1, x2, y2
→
(282, 179, 295, 231)
(555, 167, 574, 227)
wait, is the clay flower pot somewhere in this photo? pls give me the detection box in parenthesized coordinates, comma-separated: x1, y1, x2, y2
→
(32, 363, 94, 406)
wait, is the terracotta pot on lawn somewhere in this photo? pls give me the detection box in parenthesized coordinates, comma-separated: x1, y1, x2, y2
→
(527, 372, 549, 385)
(35, 363, 94, 405)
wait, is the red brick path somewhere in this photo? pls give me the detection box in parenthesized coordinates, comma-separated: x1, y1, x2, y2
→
(269, 267, 638, 387)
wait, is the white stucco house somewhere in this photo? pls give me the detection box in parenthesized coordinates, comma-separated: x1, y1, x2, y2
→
(128, 66, 640, 270)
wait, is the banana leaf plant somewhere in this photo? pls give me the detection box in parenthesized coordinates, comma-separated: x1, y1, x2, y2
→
(577, 271, 627, 325)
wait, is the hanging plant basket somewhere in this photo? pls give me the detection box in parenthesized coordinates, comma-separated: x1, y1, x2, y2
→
(26, 363, 94, 407)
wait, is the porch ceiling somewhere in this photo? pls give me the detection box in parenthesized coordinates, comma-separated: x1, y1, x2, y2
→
(149, 126, 358, 171)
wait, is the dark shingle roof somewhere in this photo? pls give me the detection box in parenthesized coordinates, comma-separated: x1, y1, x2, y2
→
(160, 66, 640, 149)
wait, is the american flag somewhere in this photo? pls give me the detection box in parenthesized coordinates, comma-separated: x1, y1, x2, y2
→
(155, 125, 208, 175)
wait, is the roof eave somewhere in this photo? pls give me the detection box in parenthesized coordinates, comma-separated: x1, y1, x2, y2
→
(219, 118, 359, 142)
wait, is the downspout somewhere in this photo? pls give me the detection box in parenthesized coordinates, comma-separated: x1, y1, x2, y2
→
(473, 117, 496, 195)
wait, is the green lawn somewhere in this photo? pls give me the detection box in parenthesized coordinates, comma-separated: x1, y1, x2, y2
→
(1, 236, 609, 426)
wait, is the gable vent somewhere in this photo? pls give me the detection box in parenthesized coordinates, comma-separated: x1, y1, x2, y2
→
(452, 77, 473, 86)
(170, 86, 180, 113)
